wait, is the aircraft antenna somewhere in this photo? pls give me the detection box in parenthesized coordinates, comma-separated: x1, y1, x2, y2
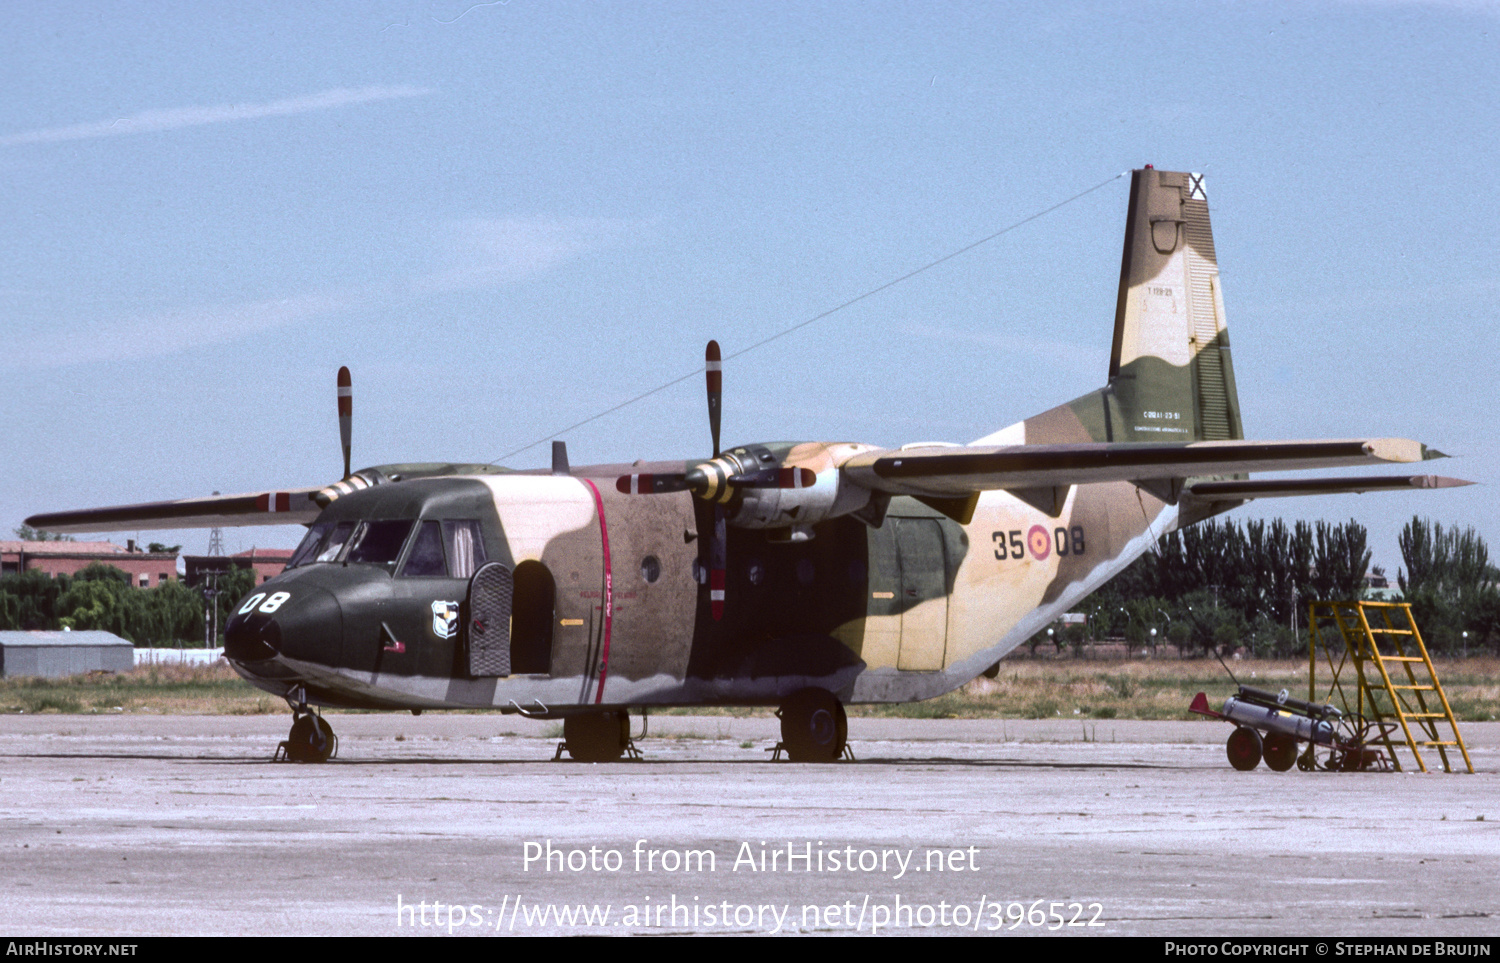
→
(487, 170, 1129, 466)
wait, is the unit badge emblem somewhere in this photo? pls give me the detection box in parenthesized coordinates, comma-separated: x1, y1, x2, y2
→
(431, 600, 460, 639)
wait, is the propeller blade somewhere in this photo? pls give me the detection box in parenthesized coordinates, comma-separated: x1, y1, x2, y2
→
(706, 340, 722, 458)
(710, 504, 726, 621)
(338, 366, 353, 479)
(615, 473, 693, 495)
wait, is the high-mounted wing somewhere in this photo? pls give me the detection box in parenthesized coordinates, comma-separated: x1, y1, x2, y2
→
(22, 367, 516, 536)
(24, 488, 325, 534)
(1183, 474, 1473, 501)
(841, 438, 1444, 498)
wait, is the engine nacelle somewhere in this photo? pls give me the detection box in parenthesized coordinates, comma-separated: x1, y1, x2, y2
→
(723, 441, 883, 538)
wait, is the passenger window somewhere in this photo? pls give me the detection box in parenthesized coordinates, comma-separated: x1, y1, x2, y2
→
(346, 520, 414, 565)
(314, 522, 357, 563)
(400, 521, 448, 577)
(443, 520, 487, 580)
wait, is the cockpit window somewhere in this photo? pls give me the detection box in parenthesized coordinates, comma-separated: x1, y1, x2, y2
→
(443, 520, 487, 579)
(345, 520, 414, 565)
(399, 521, 448, 577)
(314, 522, 357, 563)
(287, 523, 332, 569)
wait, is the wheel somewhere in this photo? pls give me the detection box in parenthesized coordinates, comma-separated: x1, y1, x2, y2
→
(778, 688, 847, 762)
(1263, 732, 1298, 772)
(564, 711, 629, 762)
(284, 712, 335, 763)
(1226, 726, 1262, 771)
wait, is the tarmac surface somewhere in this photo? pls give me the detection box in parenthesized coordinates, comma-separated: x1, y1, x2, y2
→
(1, 713, 1497, 937)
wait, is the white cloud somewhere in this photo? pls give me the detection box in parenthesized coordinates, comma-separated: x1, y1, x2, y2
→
(0, 86, 433, 146)
(6, 290, 364, 369)
(6, 215, 647, 368)
(414, 217, 643, 293)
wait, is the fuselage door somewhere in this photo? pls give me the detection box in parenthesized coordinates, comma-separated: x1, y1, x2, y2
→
(467, 561, 514, 676)
(894, 517, 949, 671)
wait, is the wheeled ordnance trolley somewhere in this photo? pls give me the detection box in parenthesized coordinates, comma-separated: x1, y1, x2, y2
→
(1189, 685, 1381, 771)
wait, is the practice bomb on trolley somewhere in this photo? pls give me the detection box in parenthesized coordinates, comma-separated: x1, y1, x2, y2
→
(1190, 685, 1343, 772)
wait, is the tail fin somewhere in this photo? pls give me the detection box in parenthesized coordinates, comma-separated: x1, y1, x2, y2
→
(993, 168, 1243, 448)
(1108, 167, 1242, 442)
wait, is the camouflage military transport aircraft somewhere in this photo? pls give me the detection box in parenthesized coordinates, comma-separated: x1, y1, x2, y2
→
(28, 168, 1469, 763)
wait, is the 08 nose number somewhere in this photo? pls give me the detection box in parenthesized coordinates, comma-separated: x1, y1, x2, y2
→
(237, 592, 291, 615)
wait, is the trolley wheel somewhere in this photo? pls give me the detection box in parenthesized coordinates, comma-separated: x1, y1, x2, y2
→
(1226, 726, 1263, 771)
(1262, 732, 1298, 772)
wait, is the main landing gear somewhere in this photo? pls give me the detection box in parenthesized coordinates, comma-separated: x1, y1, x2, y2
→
(274, 689, 338, 763)
(774, 687, 849, 762)
(555, 710, 642, 762)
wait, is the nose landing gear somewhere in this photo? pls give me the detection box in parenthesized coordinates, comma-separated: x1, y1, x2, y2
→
(274, 688, 338, 763)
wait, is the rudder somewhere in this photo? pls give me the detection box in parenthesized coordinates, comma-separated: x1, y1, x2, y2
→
(1107, 167, 1242, 443)
(975, 167, 1244, 450)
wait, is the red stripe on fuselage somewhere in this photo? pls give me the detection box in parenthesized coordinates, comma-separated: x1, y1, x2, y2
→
(581, 478, 614, 704)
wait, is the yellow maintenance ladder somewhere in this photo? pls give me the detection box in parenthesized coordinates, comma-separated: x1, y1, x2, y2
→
(1307, 601, 1472, 773)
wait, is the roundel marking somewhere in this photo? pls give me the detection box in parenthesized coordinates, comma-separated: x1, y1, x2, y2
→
(1027, 525, 1052, 560)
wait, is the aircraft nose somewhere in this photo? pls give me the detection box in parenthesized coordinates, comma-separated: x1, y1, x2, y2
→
(224, 585, 342, 663)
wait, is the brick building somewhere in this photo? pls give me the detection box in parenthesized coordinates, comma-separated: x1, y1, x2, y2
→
(182, 548, 292, 588)
(0, 540, 179, 588)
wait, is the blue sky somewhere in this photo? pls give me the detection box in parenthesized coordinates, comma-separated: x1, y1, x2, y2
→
(3, 1, 1496, 573)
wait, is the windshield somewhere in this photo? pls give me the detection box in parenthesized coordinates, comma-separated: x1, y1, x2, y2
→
(287, 521, 357, 568)
(287, 523, 332, 569)
(345, 520, 414, 565)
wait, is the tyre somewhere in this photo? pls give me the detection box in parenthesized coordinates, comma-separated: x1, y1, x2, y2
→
(564, 711, 629, 762)
(778, 688, 847, 762)
(285, 713, 335, 763)
(1262, 732, 1298, 772)
(1226, 726, 1262, 771)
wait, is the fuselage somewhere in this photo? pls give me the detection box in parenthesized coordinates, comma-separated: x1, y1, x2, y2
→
(223, 442, 1192, 715)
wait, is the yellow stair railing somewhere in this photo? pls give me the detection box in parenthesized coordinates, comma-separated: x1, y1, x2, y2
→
(1307, 600, 1472, 774)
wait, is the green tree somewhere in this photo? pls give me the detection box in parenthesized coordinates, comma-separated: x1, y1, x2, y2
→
(146, 580, 206, 644)
(210, 567, 260, 643)
(11, 525, 75, 542)
(1312, 519, 1371, 601)
(1399, 518, 1500, 653)
(0, 570, 70, 630)
(58, 570, 144, 642)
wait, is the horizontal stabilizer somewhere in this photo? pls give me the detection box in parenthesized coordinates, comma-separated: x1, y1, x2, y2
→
(1184, 474, 1473, 502)
(25, 488, 324, 534)
(841, 438, 1439, 499)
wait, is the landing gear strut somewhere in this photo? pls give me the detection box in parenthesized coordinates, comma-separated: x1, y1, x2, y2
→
(556, 710, 638, 762)
(775, 687, 848, 762)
